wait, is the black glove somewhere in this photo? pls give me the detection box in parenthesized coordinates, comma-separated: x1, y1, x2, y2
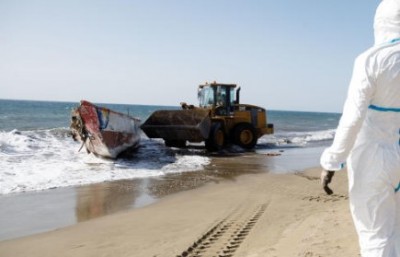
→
(320, 170, 335, 195)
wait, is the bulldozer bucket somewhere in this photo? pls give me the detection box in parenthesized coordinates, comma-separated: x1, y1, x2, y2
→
(141, 109, 211, 142)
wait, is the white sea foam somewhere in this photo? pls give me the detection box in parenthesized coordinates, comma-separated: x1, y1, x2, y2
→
(0, 127, 335, 195)
(258, 129, 335, 146)
(0, 129, 210, 195)
(290, 129, 336, 145)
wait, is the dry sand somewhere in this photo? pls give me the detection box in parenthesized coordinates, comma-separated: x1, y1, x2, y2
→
(0, 166, 359, 257)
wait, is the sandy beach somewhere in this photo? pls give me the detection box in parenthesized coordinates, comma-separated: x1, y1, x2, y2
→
(0, 152, 359, 257)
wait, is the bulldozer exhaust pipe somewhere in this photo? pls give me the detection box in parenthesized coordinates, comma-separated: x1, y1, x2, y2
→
(236, 87, 241, 104)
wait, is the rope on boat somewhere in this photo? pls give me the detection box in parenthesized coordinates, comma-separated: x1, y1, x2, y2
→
(78, 139, 86, 152)
(70, 112, 91, 153)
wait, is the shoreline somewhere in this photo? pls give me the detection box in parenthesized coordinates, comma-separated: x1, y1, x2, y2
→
(0, 158, 359, 256)
(0, 147, 323, 241)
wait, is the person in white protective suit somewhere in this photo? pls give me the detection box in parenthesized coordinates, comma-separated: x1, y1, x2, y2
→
(320, 0, 400, 256)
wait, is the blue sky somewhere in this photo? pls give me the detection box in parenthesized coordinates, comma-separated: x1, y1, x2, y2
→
(0, 0, 380, 112)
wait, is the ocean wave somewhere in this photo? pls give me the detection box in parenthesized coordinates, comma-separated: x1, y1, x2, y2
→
(0, 128, 71, 155)
(290, 129, 336, 144)
(0, 128, 210, 195)
(0, 126, 335, 195)
(258, 129, 335, 147)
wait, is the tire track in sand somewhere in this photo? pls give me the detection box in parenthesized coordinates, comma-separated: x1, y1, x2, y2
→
(176, 204, 268, 257)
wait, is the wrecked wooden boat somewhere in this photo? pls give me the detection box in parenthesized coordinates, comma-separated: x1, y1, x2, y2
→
(70, 100, 141, 158)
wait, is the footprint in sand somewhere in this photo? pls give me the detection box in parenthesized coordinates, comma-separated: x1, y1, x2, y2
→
(302, 194, 348, 203)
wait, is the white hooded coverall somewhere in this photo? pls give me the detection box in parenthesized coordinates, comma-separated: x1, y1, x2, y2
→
(320, 0, 400, 256)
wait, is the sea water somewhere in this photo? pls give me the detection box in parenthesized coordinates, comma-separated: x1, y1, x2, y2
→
(0, 99, 341, 195)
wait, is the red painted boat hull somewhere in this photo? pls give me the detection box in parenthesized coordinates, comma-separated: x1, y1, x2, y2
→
(70, 100, 141, 158)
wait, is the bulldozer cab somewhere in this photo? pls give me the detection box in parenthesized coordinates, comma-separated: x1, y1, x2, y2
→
(198, 83, 238, 116)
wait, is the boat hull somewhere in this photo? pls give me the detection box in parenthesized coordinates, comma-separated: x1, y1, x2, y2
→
(71, 100, 141, 158)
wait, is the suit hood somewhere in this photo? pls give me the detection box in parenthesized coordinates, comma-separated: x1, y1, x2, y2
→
(374, 0, 400, 45)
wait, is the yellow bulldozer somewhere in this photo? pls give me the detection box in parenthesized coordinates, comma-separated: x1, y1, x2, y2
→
(141, 82, 274, 151)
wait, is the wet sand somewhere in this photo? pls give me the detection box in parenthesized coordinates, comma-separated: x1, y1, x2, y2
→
(0, 150, 359, 256)
(0, 148, 304, 241)
(1, 151, 283, 241)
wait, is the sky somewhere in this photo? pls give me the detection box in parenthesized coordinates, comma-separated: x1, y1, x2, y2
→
(0, 0, 381, 113)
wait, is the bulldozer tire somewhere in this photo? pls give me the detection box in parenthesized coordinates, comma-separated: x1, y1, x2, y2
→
(205, 123, 225, 152)
(165, 140, 186, 148)
(233, 123, 257, 149)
